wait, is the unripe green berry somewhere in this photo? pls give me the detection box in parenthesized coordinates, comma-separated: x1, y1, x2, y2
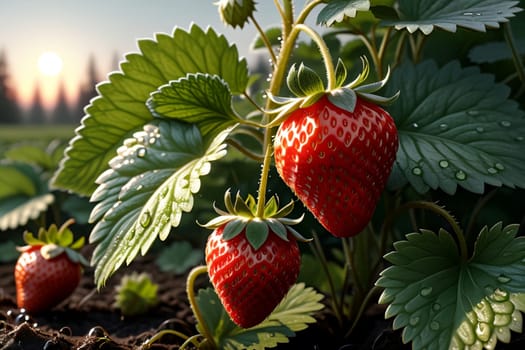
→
(216, 0, 256, 29)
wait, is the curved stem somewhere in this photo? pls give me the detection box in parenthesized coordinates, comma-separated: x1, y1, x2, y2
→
(179, 334, 205, 350)
(186, 265, 216, 348)
(254, 1, 323, 217)
(141, 329, 194, 349)
(345, 286, 381, 338)
(503, 22, 525, 98)
(294, 24, 337, 90)
(310, 231, 344, 326)
(226, 139, 264, 162)
(400, 201, 468, 261)
(250, 14, 277, 65)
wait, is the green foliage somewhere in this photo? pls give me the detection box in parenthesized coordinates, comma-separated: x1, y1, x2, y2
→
(384, 0, 522, 34)
(113, 272, 159, 316)
(51, 24, 249, 196)
(385, 60, 525, 195)
(147, 73, 241, 138)
(43, 0, 525, 348)
(155, 241, 203, 275)
(195, 283, 324, 349)
(376, 223, 525, 350)
(0, 163, 53, 231)
(89, 120, 231, 287)
(317, 0, 371, 26)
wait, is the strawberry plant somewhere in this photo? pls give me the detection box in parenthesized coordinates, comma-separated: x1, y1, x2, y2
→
(46, 0, 525, 349)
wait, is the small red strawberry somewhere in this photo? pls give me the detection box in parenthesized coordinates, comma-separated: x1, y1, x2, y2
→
(271, 58, 399, 237)
(203, 190, 307, 328)
(14, 219, 88, 313)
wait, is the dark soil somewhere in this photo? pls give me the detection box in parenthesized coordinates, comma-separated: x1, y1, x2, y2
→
(2, 247, 505, 350)
(3, 252, 525, 350)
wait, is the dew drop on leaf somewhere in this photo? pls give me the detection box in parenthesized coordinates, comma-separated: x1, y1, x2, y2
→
(140, 211, 152, 228)
(497, 275, 511, 284)
(455, 170, 467, 180)
(409, 315, 420, 326)
(515, 136, 524, 142)
(487, 167, 498, 174)
(412, 123, 419, 128)
(430, 321, 440, 331)
(475, 127, 484, 133)
(467, 110, 480, 116)
(476, 322, 491, 342)
(495, 163, 505, 171)
(439, 123, 448, 130)
(412, 167, 423, 176)
(439, 160, 449, 168)
(457, 321, 475, 344)
(499, 121, 511, 127)
(420, 287, 433, 297)
(136, 147, 146, 158)
(432, 303, 441, 312)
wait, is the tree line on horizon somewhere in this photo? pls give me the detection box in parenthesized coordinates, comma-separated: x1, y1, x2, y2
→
(0, 50, 112, 125)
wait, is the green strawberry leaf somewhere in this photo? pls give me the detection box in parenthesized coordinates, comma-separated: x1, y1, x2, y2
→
(147, 73, 240, 138)
(89, 120, 231, 287)
(317, 0, 371, 26)
(196, 283, 324, 349)
(251, 27, 282, 49)
(384, 0, 522, 34)
(0, 164, 54, 230)
(384, 60, 525, 195)
(51, 24, 248, 196)
(155, 241, 203, 275)
(376, 222, 525, 350)
(469, 40, 525, 64)
(4, 144, 54, 171)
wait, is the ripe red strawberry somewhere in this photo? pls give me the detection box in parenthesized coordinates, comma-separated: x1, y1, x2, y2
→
(206, 224, 300, 328)
(203, 190, 306, 328)
(272, 59, 399, 237)
(14, 219, 88, 313)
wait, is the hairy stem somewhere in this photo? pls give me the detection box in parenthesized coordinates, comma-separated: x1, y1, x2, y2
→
(186, 265, 215, 347)
(294, 24, 337, 90)
(503, 22, 525, 97)
(255, 1, 321, 217)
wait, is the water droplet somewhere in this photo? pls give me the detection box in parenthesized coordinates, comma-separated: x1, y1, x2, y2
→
(439, 160, 449, 168)
(500, 120, 511, 127)
(137, 148, 146, 158)
(495, 163, 504, 171)
(439, 123, 448, 130)
(455, 170, 467, 180)
(432, 303, 441, 312)
(412, 167, 423, 176)
(515, 136, 524, 142)
(136, 185, 144, 191)
(420, 287, 433, 297)
(409, 316, 420, 326)
(149, 137, 157, 144)
(497, 274, 511, 284)
(475, 127, 484, 133)
(487, 167, 498, 174)
(140, 211, 152, 228)
(430, 321, 440, 331)
(467, 110, 480, 116)
(412, 123, 419, 128)
(476, 322, 491, 342)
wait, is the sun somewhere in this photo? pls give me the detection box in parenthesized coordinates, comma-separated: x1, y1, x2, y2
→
(38, 51, 63, 76)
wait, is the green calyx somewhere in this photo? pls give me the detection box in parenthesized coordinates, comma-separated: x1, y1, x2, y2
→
(18, 218, 89, 266)
(267, 56, 399, 127)
(201, 189, 310, 250)
(215, 0, 256, 29)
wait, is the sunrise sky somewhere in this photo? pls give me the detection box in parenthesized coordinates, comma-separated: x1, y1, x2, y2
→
(0, 0, 285, 110)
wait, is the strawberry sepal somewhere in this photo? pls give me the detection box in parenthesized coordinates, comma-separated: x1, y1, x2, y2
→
(201, 189, 310, 250)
